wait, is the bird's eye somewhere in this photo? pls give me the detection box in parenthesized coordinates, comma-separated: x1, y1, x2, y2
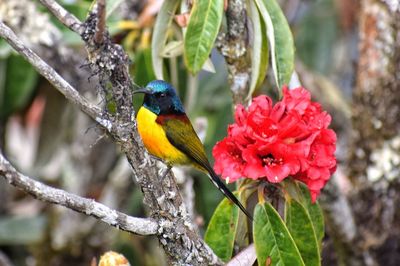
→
(160, 93, 166, 97)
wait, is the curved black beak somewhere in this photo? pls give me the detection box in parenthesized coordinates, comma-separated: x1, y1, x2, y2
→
(133, 88, 153, 95)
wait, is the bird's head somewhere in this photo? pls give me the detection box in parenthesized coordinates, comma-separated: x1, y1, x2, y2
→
(134, 80, 185, 115)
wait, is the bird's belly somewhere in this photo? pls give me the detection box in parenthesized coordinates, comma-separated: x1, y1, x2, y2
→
(137, 107, 189, 165)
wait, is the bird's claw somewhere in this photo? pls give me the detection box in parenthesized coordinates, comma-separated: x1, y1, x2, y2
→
(139, 152, 154, 169)
(159, 166, 172, 180)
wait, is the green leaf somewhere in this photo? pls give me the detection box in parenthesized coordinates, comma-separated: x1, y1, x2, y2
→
(0, 55, 38, 119)
(298, 183, 325, 245)
(247, 0, 269, 99)
(151, 0, 179, 79)
(254, 0, 295, 91)
(253, 202, 304, 266)
(161, 41, 184, 58)
(0, 216, 46, 245)
(286, 199, 321, 266)
(205, 196, 240, 262)
(184, 0, 224, 74)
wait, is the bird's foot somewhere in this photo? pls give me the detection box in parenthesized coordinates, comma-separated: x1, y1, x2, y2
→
(139, 152, 155, 169)
(159, 165, 172, 180)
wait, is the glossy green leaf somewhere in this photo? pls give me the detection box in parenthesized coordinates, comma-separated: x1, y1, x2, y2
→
(286, 199, 321, 266)
(253, 202, 305, 266)
(255, 0, 294, 91)
(205, 196, 240, 262)
(0, 55, 38, 118)
(247, 0, 269, 99)
(298, 183, 325, 245)
(184, 0, 223, 74)
(151, 0, 179, 79)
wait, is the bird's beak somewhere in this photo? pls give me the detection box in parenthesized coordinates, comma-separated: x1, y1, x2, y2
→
(133, 88, 152, 95)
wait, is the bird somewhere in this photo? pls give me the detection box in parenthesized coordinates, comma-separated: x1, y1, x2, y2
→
(134, 80, 252, 220)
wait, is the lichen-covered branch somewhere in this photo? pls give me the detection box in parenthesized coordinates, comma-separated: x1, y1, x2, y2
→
(77, 7, 221, 264)
(0, 153, 158, 236)
(0, 3, 222, 264)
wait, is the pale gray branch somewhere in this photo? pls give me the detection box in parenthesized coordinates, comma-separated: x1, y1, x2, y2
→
(38, 0, 84, 34)
(0, 153, 158, 236)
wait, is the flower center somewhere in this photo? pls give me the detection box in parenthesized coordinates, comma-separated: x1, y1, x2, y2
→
(261, 153, 283, 166)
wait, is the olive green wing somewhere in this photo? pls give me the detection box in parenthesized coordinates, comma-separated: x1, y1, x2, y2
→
(159, 115, 211, 171)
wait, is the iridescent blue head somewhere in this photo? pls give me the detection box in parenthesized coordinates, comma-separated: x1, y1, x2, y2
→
(134, 80, 185, 115)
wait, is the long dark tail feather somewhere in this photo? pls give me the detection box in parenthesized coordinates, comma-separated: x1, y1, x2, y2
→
(206, 167, 253, 221)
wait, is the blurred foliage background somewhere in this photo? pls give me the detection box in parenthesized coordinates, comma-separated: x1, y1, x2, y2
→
(0, 0, 357, 265)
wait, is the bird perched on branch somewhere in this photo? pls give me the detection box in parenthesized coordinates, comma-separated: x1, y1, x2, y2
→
(134, 80, 252, 220)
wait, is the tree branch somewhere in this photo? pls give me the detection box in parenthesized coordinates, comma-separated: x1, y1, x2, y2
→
(0, 153, 158, 236)
(94, 0, 106, 45)
(38, 0, 84, 35)
(1, 4, 222, 264)
(216, 0, 250, 105)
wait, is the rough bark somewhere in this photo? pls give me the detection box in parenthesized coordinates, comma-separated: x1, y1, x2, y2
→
(346, 0, 400, 265)
(216, 0, 251, 105)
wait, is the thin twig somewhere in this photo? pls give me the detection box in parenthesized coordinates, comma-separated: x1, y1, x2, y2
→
(0, 153, 158, 236)
(94, 0, 106, 45)
(38, 0, 84, 35)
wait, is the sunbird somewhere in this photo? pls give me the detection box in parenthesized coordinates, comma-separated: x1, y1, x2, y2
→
(134, 80, 252, 219)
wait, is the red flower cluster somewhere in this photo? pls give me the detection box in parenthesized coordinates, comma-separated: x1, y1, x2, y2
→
(212, 87, 336, 202)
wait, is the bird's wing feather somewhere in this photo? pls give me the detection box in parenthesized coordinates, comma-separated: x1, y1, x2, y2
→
(157, 114, 211, 170)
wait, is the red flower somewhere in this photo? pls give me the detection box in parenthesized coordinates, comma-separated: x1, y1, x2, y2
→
(212, 86, 337, 202)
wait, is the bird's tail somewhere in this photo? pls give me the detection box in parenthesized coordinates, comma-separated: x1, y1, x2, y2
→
(206, 166, 253, 220)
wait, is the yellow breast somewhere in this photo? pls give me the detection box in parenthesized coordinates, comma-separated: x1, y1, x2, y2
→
(137, 106, 190, 165)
